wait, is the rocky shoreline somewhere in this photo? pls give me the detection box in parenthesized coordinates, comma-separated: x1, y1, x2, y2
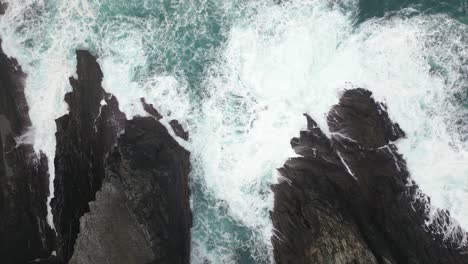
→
(51, 51, 192, 264)
(51, 50, 126, 263)
(271, 89, 468, 264)
(1, 46, 467, 263)
(0, 39, 55, 263)
(0, 9, 467, 262)
(0, 37, 193, 262)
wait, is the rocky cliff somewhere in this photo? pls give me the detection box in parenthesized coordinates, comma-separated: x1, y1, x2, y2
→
(0, 40, 55, 263)
(271, 88, 468, 264)
(52, 50, 191, 264)
(51, 50, 126, 263)
(70, 116, 191, 264)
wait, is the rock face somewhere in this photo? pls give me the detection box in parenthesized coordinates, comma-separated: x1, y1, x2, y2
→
(70, 116, 192, 264)
(52, 50, 191, 264)
(51, 50, 125, 263)
(271, 88, 468, 264)
(0, 40, 55, 262)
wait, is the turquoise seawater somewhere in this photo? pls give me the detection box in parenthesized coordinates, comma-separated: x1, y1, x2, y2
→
(0, 0, 467, 263)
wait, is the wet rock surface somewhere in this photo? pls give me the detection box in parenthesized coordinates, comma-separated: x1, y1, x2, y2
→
(51, 50, 126, 263)
(271, 88, 468, 264)
(52, 50, 191, 264)
(71, 116, 192, 264)
(0, 40, 55, 263)
(140, 97, 189, 141)
(141, 97, 163, 120)
(169, 119, 189, 141)
(0, 1, 6, 15)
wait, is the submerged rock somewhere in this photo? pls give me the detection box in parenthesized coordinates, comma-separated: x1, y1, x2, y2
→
(0, 40, 55, 262)
(51, 50, 126, 263)
(271, 88, 468, 264)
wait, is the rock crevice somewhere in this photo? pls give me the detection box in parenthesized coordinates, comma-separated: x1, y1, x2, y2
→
(52, 50, 191, 264)
(51, 50, 126, 263)
(0, 40, 55, 263)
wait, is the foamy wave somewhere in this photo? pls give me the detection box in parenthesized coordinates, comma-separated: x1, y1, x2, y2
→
(193, 1, 468, 258)
(0, 0, 467, 262)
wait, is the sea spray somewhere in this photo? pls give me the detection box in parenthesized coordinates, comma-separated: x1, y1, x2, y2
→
(0, 0, 467, 263)
(194, 2, 468, 260)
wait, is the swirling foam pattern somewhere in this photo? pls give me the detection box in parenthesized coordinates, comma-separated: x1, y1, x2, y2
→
(0, 0, 467, 263)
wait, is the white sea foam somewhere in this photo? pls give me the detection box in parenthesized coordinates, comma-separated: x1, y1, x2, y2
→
(194, 0, 468, 254)
(190, 2, 354, 261)
(0, 0, 467, 262)
(0, 0, 98, 227)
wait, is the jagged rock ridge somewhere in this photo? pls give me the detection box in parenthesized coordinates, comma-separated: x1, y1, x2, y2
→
(0, 39, 55, 263)
(271, 88, 468, 264)
(70, 116, 191, 264)
(51, 50, 126, 263)
(52, 50, 191, 264)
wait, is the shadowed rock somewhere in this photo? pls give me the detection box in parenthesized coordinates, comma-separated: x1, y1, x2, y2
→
(51, 50, 125, 263)
(272, 88, 468, 264)
(52, 50, 191, 264)
(0, 40, 55, 263)
(70, 117, 191, 264)
(140, 98, 189, 141)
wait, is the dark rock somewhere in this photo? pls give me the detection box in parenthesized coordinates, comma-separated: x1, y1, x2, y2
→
(52, 50, 191, 264)
(0, 40, 30, 134)
(0, 40, 55, 263)
(70, 116, 192, 264)
(0, 1, 7, 15)
(169, 119, 189, 141)
(140, 97, 189, 140)
(328, 89, 405, 149)
(111, 117, 191, 263)
(272, 88, 468, 264)
(51, 50, 125, 263)
(69, 177, 155, 264)
(141, 97, 163, 120)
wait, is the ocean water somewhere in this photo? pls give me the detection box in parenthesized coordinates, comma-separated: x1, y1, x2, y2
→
(0, 0, 467, 263)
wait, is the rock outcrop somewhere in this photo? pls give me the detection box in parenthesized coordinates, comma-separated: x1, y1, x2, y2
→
(0, 2, 6, 15)
(52, 50, 191, 264)
(51, 50, 125, 263)
(0, 40, 55, 263)
(70, 116, 192, 264)
(140, 97, 189, 141)
(271, 88, 468, 264)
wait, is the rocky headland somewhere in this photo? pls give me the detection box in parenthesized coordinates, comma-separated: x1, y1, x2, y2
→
(0, 40, 55, 263)
(271, 88, 468, 264)
(51, 50, 191, 264)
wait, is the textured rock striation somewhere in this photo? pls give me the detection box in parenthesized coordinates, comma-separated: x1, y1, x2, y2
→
(52, 50, 191, 264)
(0, 40, 55, 263)
(70, 116, 192, 264)
(51, 50, 126, 263)
(271, 88, 468, 264)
